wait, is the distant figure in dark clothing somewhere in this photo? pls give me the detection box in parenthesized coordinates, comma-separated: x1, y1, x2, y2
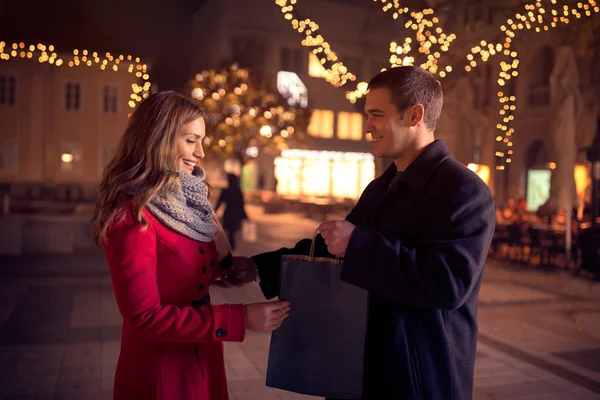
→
(215, 173, 248, 251)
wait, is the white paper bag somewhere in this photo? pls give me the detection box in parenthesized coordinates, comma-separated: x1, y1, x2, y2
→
(242, 220, 257, 242)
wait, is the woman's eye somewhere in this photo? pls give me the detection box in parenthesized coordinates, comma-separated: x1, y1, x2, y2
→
(186, 139, 196, 144)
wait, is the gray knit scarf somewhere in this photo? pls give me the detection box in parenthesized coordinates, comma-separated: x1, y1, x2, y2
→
(146, 166, 217, 242)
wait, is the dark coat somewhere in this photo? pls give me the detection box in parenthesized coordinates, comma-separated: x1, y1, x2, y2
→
(215, 173, 248, 231)
(252, 140, 496, 400)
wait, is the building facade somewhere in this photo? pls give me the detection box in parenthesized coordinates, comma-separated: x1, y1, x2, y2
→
(189, 0, 599, 210)
(437, 1, 600, 210)
(0, 51, 143, 200)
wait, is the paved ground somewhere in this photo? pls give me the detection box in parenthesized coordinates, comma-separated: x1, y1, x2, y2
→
(0, 205, 599, 399)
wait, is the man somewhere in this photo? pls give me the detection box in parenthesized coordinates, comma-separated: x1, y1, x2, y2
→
(227, 66, 495, 399)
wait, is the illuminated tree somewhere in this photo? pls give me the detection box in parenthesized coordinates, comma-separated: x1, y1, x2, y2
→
(187, 64, 311, 163)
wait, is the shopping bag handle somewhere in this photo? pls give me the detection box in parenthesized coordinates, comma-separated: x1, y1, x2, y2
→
(309, 228, 341, 264)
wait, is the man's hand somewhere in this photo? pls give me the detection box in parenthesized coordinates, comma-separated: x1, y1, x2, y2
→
(318, 220, 356, 257)
(213, 256, 257, 288)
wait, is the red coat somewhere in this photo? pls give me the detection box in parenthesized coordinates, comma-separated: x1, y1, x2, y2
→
(103, 203, 246, 400)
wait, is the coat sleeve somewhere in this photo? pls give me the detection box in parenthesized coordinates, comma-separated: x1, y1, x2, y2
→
(341, 178, 495, 310)
(104, 210, 246, 343)
(251, 235, 332, 299)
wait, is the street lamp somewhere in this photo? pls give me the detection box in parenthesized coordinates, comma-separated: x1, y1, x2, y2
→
(581, 118, 600, 277)
(586, 118, 600, 229)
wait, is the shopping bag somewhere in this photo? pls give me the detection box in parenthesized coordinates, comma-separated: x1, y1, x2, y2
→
(265, 229, 368, 399)
(241, 220, 257, 243)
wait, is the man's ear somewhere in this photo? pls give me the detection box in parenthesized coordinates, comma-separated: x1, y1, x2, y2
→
(409, 104, 425, 127)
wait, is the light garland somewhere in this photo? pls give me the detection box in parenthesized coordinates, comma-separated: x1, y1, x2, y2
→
(275, 0, 356, 87)
(347, 2, 457, 102)
(277, 0, 600, 171)
(377, 2, 456, 76)
(459, 0, 599, 170)
(0, 41, 151, 109)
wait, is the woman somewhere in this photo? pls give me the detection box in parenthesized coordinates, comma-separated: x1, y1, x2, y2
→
(215, 172, 248, 251)
(91, 91, 289, 400)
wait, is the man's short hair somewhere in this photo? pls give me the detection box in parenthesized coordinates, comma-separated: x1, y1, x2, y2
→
(368, 66, 443, 131)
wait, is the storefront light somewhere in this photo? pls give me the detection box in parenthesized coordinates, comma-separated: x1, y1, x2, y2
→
(467, 163, 490, 186)
(276, 149, 375, 200)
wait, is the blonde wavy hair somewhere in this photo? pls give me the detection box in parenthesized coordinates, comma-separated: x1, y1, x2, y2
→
(91, 91, 207, 247)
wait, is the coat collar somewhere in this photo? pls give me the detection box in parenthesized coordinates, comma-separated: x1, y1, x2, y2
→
(385, 139, 451, 195)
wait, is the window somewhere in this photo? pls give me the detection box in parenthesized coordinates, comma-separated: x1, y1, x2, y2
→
(371, 61, 384, 77)
(60, 143, 83, 173)
(0, 138, 18, 173)
(301, 159, 331, 196)
(308, 53, 327, 78)
(232, 38, 267, 70)
(103, 85, 118, 114)
(343, 56, 363, 80)
(528, 46, 553, 108)
(0, 75, 16, 106)
(100, 146, 117, 173)
(337, 112, 363, 140)
(474, 64, 492, 108)
(280, 47, 304, 73)
(464, 2, 491, 27)
(307, 109, 334, 138)
(593, 46, 600, 84)
(277, 71, 308, 108)
(274, 150, 375, 200)
(65, 82, 81, 110)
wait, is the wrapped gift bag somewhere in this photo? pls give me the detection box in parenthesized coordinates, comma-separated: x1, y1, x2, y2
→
(265, 229, 368, 399)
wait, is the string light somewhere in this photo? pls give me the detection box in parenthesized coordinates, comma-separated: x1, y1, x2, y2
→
(374, 1, 457, 74)
(278, 0, 599, 170)
(452, 0, 599, 170)
(0, 40, 151, 109)
(344, 1, 458, 102)
(275, 0, 356, 87)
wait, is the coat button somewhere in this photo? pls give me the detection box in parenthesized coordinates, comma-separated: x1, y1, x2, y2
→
(199, 246, 205, 254)
(199, 283, 205, 292)
(210, 259, 216, 267)
(202, 266, 208, 274)
(216, 328, 226, 338)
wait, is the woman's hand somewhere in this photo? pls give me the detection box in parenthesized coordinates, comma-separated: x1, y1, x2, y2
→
(212, 213, 231, 260)
(245, 300, 290, 332)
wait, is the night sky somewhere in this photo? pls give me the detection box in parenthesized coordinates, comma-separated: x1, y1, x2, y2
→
(0, 0, 207, 89)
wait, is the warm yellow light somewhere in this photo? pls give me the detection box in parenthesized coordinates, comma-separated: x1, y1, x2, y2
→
(468, 163, 491, 185)
(549, 162, 557, 170)
(61, 153, 74, 163)
(191, 88, 203, 99)
(574, 164, 590, 198)
(260, 125, 272, 136)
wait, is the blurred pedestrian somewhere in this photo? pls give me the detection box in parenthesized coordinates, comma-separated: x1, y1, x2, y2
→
(215, 172, 248, 251)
